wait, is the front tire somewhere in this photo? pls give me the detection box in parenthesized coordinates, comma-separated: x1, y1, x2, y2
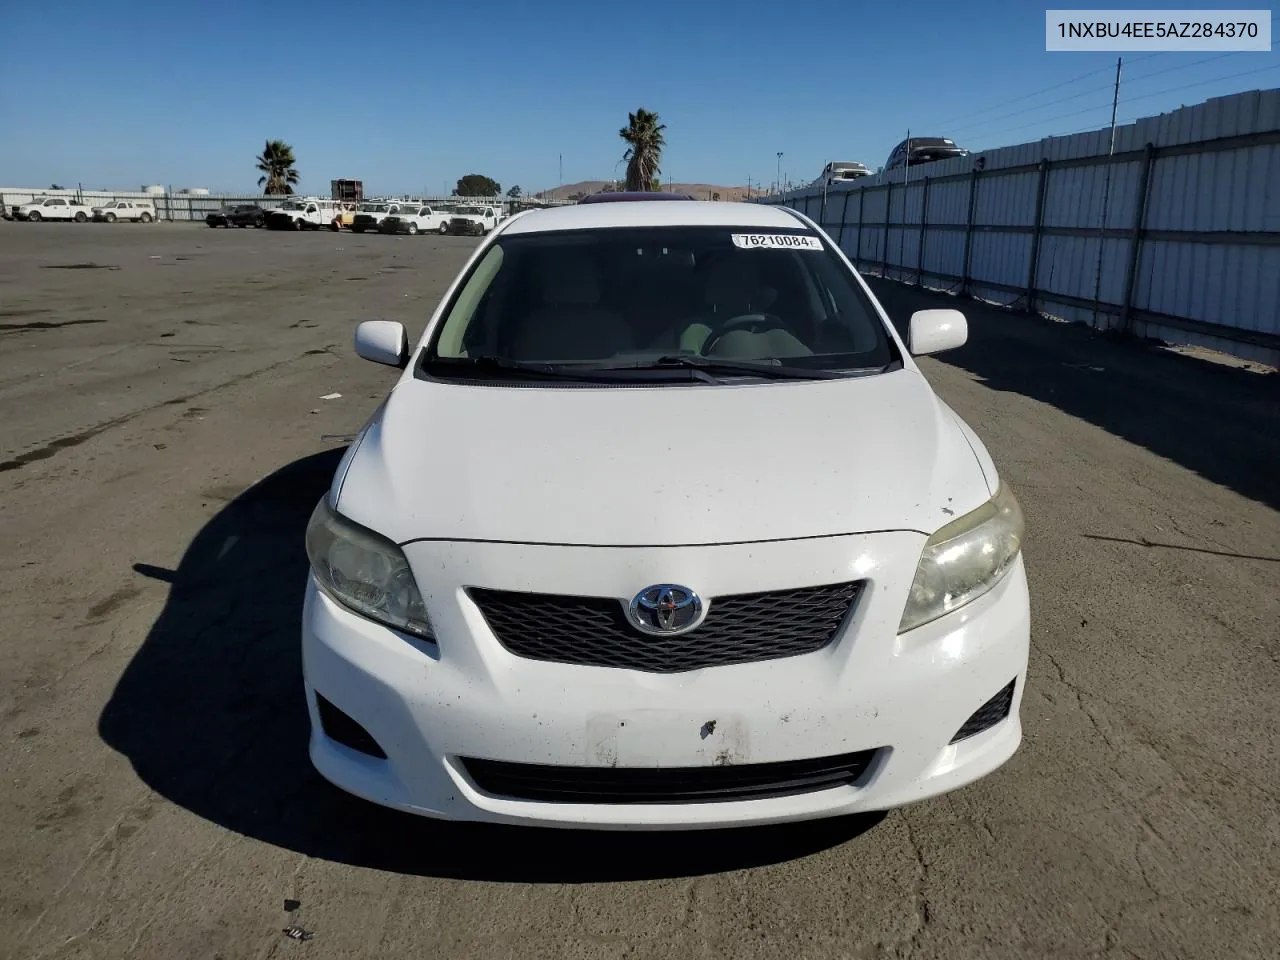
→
(104, 212, 116, 223)
(295, 219, 305, 231)
(406, 223, 418, 235)
(74, 211, 87, 222)
(438, 222, 449, 234)
(27, 211, 42, 222)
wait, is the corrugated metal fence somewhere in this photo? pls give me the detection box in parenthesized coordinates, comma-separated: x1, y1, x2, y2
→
(762, 89, 1280, 367)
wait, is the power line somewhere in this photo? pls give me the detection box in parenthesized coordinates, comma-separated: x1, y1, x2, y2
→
(954, 52, 1258, 141)
(964, 100, 1119, 146)
(922, 51, 1164, 132)
(1121, 61, 1280, 109)
(947, 81, 1117, 139)
(1121, 50, 1239, 85)
(965, 60, 1280, 149)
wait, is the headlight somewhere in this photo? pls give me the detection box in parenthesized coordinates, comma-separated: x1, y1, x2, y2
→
(898, 482, 1024, 633)
(305, 497, 434, 640)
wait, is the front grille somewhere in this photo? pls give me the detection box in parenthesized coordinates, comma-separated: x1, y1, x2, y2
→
(461, 749, 879, 804)
(469, 581, 862, 673)
(950, 678, 1016, 743)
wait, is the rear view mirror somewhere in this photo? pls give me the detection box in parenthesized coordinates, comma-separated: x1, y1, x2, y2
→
(907, 309, 967, 356)
(354, 320, 408, 368)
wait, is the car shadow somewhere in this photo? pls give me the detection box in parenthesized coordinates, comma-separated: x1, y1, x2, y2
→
(864, 277, 1280, 512)
(98, 449, 885, 883)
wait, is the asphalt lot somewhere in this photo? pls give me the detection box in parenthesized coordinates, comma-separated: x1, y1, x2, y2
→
(1, 221, 1277, 960)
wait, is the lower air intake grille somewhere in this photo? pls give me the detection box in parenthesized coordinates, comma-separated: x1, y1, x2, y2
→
(469, 581, 862, 673)
(461, 750, 879, 804)
(950, 678, 1017, 743)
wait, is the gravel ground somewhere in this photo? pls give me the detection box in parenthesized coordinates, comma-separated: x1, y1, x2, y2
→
(0, 222, 1277, 960)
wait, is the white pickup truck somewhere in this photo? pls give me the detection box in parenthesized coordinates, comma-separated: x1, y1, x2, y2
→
(91, 200, 156, 223)
(350, 200, 420, 234)
(14, 197, 93, 222)
(446, 204, 502, 236)
(265, 197, 344, 231)
(377, 204, 452, 235)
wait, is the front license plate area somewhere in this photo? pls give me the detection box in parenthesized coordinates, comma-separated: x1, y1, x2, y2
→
(585, 711, 750, 768)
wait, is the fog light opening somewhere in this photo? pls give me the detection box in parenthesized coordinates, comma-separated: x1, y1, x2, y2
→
(315, 693, 388, 759)
(950, 678, 1016, 744)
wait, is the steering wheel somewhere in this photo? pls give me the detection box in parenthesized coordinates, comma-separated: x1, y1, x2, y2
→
(701, 313, 789, 355)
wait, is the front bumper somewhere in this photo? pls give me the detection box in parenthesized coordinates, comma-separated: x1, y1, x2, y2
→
(302, 535, 1030, 829)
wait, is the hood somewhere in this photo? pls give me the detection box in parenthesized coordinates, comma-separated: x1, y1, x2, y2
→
(334, 368, 994, 547)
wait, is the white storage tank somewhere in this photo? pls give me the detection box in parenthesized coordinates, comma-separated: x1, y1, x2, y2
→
(142, 185, 166, 194)
(178, 187, 210, 195)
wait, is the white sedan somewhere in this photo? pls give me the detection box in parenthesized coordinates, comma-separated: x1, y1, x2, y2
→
(303, 198, 1030, 829)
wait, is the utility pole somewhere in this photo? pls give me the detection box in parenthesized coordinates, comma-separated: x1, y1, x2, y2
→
(558, 154, 563, 191)
(899, 128, 910, 276)
(1091, 56, 1123, 330)
(746, 176, 753, 200)
(776, 153, 783, 197)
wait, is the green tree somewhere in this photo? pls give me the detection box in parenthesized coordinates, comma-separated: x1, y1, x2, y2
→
(618, 108, 666, 192)
(506, 185, 522, 198)
(454, 174, 501, 197)
(255, 140, 299, 195)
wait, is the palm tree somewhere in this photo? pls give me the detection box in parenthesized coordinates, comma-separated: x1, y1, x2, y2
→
(255, 140, 299, 195)
(618, 109, 666, 192)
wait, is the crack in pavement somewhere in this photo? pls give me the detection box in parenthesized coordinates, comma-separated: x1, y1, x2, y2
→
(1039, 648, 1121, 751)
(898, 812, 934, 959)
(0, 351, 326, 474)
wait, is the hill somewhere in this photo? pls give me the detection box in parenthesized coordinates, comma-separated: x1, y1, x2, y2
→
(535, 180, 763, 202)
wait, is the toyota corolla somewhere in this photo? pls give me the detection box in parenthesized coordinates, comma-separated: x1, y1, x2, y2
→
(302, 199, 1030, 829)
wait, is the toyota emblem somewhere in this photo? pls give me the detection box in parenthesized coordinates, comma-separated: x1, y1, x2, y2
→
(627, 584, 705, 636)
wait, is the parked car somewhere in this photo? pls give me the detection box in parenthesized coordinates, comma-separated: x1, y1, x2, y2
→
(350, 201, 418, 234)
(14, 197, 92, 222)
(815, 161, 871, 186)
(265, 197, 345, 230)
(883, 138, 968, 173)
(446, 204, 501, 235)
(378, 204, 451, 235)
(206, 204, 266, 228)
(302, 198, 1030, 829)
(91, 199, 157, 223)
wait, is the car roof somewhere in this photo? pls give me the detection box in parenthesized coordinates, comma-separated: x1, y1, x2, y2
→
(501, 200, 805, 235)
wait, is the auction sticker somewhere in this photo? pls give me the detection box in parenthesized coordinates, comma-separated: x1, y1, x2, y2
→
(731, 233, 823, 251)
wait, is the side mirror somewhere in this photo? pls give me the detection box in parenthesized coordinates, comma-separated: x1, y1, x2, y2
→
(907, 309, 968, 356)
(354, 320, 408, 368)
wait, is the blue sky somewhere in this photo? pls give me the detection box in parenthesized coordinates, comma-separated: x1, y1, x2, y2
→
(1, 0, 1276, 195)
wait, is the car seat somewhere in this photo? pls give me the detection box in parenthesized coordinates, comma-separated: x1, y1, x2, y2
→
(508, 252, 633, 362)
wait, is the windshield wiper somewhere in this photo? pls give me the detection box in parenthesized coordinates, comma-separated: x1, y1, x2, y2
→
(616, 355, 840, 380)
(422, 355, 600, 380)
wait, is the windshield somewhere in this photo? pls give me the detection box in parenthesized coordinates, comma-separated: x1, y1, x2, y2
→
(360, 203, 389, 213)
(453, 206, 484, 215)
(422, 225, 896, 380)
(392, 207, 421, 217)
(278, 200, 305, 210)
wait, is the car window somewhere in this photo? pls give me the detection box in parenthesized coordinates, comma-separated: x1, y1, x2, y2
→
(424, 226, 895, 375)
(51, 199, 67, 206)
